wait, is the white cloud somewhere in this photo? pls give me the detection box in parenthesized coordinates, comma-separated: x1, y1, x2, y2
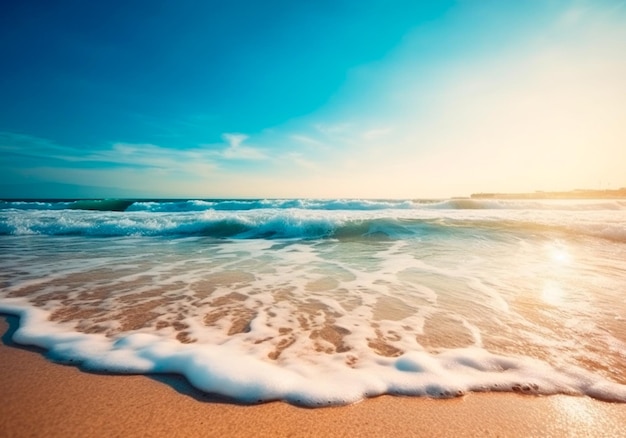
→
(222, 133, 248, 148)
(0, 132, 84, 160)
(86, 143, 216, 176)
(0, 133, 219, 194)
(216, 133, 267, 160)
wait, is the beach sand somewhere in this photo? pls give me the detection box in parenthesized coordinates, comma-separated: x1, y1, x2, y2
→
(2, 317, 626, 438)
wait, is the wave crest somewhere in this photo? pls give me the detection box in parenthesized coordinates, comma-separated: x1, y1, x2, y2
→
(2, 198, 625, 212)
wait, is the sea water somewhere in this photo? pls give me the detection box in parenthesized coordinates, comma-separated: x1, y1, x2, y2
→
(1, 198, 625, 405)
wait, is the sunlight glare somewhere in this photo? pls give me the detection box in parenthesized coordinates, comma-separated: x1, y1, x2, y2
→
(548, 244, 571, 265)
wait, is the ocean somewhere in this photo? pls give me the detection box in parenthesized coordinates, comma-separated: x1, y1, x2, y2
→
(1, 198, 625, 406)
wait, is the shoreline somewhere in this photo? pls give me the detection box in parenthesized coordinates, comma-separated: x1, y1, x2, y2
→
(2, 317, 626, 437)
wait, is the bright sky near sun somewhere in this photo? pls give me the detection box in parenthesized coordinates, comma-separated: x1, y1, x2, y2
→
(1, 0, 625, 199)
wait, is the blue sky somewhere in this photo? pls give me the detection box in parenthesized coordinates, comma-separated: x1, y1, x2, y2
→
(1, 0, 625, 198)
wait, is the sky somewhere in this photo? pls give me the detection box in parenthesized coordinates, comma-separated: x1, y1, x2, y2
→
(1, 0, 625, 199)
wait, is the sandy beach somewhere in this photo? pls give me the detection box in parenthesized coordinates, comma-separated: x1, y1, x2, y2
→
(2, 317, 625, 437)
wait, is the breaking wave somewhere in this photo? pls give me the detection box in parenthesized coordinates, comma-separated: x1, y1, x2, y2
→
(1, 209, 624, 243)
(1, 198, 625, 213)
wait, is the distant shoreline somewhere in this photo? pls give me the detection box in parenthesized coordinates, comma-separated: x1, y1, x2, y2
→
(470, 188, 626, 200)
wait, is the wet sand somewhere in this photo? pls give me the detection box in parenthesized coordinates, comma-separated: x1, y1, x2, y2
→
(1, 317, 626, 438)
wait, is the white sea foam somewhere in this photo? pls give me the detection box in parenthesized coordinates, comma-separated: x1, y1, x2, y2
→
(3, 300, 626, 405)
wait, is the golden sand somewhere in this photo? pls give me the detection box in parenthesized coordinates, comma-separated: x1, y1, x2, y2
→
(1, 317, 625, 438)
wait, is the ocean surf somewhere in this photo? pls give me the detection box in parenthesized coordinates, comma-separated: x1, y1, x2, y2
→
(1, 198, 625, 406)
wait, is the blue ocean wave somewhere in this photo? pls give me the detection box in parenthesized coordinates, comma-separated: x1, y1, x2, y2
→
(2, 210, 624, 243)
(2, 198, 625, 213)
(0, 211, 446, 240)
(127, 198, 420, 212)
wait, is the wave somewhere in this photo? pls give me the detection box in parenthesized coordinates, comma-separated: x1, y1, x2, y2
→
(2, 209, 625, 243)
(0, 200, 72, 211)
(0, 199, 134, 212)
(126, 199, 420, 212)
(0, 211, 435, 240)
(0, 198, 419, 212)
(2, 198, 625, 213)
(69, 199, 135, 212)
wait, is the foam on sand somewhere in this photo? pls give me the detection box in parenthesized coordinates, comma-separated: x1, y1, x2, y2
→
(3, 319, 626, 438)
(2, 299, 626, 406)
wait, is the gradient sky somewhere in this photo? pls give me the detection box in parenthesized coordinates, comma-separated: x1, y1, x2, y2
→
(1, 0, 625, 198)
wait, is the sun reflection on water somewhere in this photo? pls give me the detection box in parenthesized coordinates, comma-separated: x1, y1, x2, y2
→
(549, 244, 571, 265)
(540, 243, 572, 305)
